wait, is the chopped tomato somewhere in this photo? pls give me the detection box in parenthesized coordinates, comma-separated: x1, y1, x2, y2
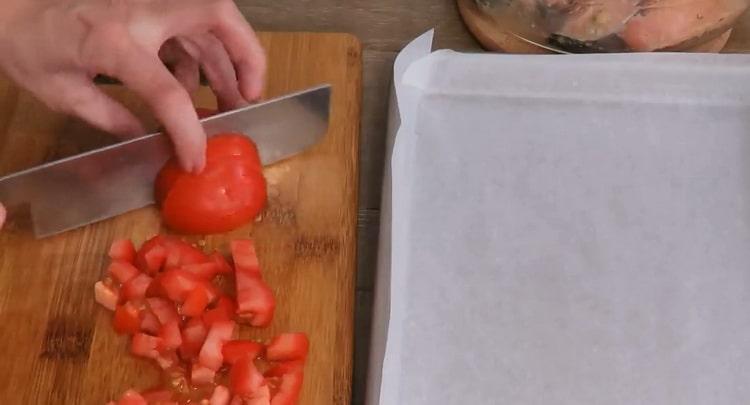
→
(139, 309, 161, 335)
(159, 320, 183, 350)
(199, 320, 235, 370)
(114, 302, 142, 335)
(210, 252, 233, 275)
(181, 284, 211, 317)
(268, 372, 303, 405)
(236, 276, 275, 327)
(265, 360, 305, 377)
(247, 385, 271, 405)
(131, 333, 162, 359)
(266, 333, 309, 362)
(141, 388, 174, 402)
(160, 269, 201, 303)
(155, 351, 178, 370)
(109, 239, 137, 263)
(143, 245, 168, 274)
(108, 261, 140, 284)
(183, 262, 221, 280)
(94, 281, 119, 311)
(122, 273, 154, 301)
(156, 134, 267, 234)
(203, 296, 236, 328)
(180, 318, 208, 360)
(210, 385, 231, 405)
(192, 363, 217, 385)
(231, 240, 261, 276)
(146, 297, 179, 325)
(229, 396, 244, 405)
(222, 340, 264, 365)
(117, 389, 147, 405)
(229, 355, 265, 397)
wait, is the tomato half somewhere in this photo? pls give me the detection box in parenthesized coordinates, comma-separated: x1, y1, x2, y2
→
(156, 134, 267, 234)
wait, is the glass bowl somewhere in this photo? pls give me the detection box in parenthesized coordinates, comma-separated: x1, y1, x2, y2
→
(474, 0, 750, 53)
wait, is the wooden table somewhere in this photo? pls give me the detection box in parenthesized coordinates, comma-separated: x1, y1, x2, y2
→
(231, 2, 480, 404)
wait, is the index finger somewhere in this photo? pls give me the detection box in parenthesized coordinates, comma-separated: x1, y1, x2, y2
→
(115, 50, 207, 173)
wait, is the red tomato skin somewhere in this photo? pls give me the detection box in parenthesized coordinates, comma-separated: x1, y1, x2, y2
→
(269, 372, 303, 405)
(159, 320, 183, 350)
(109, 239, 136, 263)
(143, 245, 168, 274)
(180, 318, 208, 360)
(181, 284, 210, 317)
(140, 309, 161, 335)
(117, 389, 148, 405)
(131, 333, 162, 359)
(199, 320, 236, 371)
(266, 333, 309, 362)
(122, 273, 154, 301)
(210, 385, 231, 405)
(114, 302, 142, 335)
(236, 275, 276, 327)
(147, 297, 179, 325)
(160, 269, 201, 303)
(156, 134, 267, 235)
(135, 236, 167, 273)
(108, 261, 140, 284)
(222, 340, 264, 365)
(183, 262, 221, 280)
(203, 296, 236, 328)
(229, 355, 264, 397)
(231, 240, 261, 275)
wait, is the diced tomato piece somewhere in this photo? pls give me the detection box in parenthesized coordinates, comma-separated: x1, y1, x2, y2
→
(135, 235, 167, 273)
(231, 240, 261, 276)
(269, 372, 303, 405)
(199, 320, 235, 371)
(108, 261, 140, 284)
(163, 237, 211, 267)
(131, 333, 162, 359)
(183, 262, 221, 280)
(265, 360, 305, 377)
(266, 333, 309, 362)
(203, 296, 236, 328)
(109, 239, 137, 263)
(140, 309, 161, 335)
(155, 351, 179, 370)
(146, 273, 169, 298)
(236, 276, 275, 327)
(181, 284, 210, 317)
(160, 269, 204, 303)
(229, 355, 264, 397)
(191, 363, 217, 385)
(141, 388, 174, 402)
(94, 281, 119, 311)
(229, 396, 244, 405)
(122, 273, 154, 301)
(222, 340, 264, 365)
(147, 297, 180, 325)
(210, 385, 231, 405)
(159, 320, 183, 350)
(180, 318, 208, 360)
(210, 252, 233, 275)
(247, 385, 271, 405)
(117, 389, 147, 405)
(114, 302, 141, 335)
(143, 245, 168, 274)
(203, 281, 221, 304)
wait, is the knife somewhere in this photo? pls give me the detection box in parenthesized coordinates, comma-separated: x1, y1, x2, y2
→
(0, 84, 331, 238)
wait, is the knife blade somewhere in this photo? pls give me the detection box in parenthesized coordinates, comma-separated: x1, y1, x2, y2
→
(0, 84, 331, 238)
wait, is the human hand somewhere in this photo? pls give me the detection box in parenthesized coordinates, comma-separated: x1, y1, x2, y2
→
(0, 0, 266, 172)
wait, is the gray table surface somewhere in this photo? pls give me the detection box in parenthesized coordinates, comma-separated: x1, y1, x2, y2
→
(233, 1, 480, 403)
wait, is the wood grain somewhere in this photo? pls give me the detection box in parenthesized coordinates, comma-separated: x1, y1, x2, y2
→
(0, 32, 361, 405)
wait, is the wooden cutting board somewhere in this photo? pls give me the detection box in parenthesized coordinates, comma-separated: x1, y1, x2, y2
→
(0, 32, 361, 404)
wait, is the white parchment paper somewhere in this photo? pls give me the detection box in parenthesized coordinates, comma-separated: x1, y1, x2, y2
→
(367, 32, 750, 405)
